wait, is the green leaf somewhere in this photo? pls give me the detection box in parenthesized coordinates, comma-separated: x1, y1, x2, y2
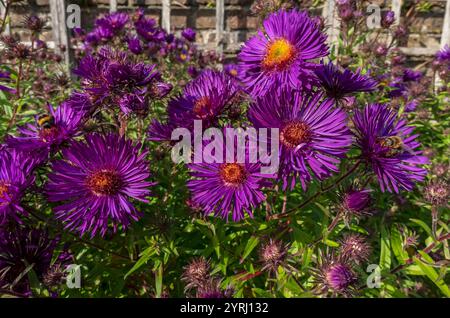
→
(379, 227, 391, 271)
(414, 257, 450, 297)
(239, 236, 260, 264)
(155, 262, 163, 298)
(391, 227, 409, 263)
(410, 219, 433, 238)
(124, 246, 156, 279)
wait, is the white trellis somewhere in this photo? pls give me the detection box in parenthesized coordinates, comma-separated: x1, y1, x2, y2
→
(442, 0, 450, 48)
(110, 0, 117, 13)
(39, 0, 450, 60)
(322, 0, 340, 47)
(161, 0, 171, 32)
(0, 1, 10, 35)
(392, 0, 402, 26)
(216, 0, 225, 53)
(49, 0, 72, 70)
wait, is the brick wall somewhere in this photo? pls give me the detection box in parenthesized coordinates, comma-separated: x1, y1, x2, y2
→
(6, 0, 449, 54)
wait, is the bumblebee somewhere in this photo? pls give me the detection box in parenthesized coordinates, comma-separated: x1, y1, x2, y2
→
(377, 135, 415, 157)
(37, 114, 55, 129)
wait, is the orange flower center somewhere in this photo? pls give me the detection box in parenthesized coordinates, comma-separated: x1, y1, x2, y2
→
(0, 182, 10, 205)
(280, 121, 311, 148)
(40, 126, 59, 143)
(193, 96, 213, 119)
(262, 38, 296, 71)
(86, 169, 122, 196)
(219, 163, 247, 186)
(229, 69, 238, 77)
(0, 183, 9, 196)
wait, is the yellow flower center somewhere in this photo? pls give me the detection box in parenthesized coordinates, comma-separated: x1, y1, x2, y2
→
(86, 169, 122, 196)
(262, 38, 296, 71)
(219, 163, 247, 186)
(229, 69, 238, 77)
(280, 121, 311, 149)
(193, 97, 213, 119)
(40, 126, 59, 143)
(0, 182, 10, 205)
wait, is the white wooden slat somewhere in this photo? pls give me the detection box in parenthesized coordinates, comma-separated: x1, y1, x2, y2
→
(161, 0, 171, 32)
(322, 0, 340, 47)
(49, 0, 72, 71)
(441, 0, 450, 47)
(216, 0, 224, 53)
(110, 0, 118, 13)
(0, 1, 10, 35)
(392, 0, 403, 26)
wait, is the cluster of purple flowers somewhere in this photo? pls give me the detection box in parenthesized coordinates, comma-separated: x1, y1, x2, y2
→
(72, 11, 221, 77)
(433, 45, 450, 83)
(0, 6, 433, 297)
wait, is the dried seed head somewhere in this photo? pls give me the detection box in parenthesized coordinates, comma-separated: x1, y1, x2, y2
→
(195, 278, 233, 298)
(259, 239, 289, 273)
(23, 15, 45, 33)
(424, 180, 449, 207)
(339, 234, 372, 264)
(311, 252, 358, 297)
(182, 257, 211, 290)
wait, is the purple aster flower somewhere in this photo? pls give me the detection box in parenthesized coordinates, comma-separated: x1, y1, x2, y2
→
(0, 226, 57, 295)
(127, 36, 143, 55)
(181, 28, 196, 42)
(0, 70, 16, 94)
(338, 4, 354, 22)
(147, 119, 176, 142)
(62, 91, 93, 115)
(0, 148, 36, 224)
(187, 65, 199, 78)
(436, 44, 450, 61)
(46, 134, 154, 238)
(187, 139, 273, 221)
(118, 92, 148, 116)
(403, 68, 422, 82)
(148, 70, 238, 141)
(170, 69, 238, 125)
(134, 16, 158, 42)
(73, 48, 160, 112)
(338, 188, 373, 222)
(95, 12, 128, 37)
(381, 10, 395, 28)
(352, 104, 428, 193)
(405, 99, 419, 112)
(150, 81, 173, 99)
(237, 9, 328, 96)
(388, 80, 406, 98)
(248, 90, 352, 190)
(314, 61, 378, 103)
(6, 103, 85, 159)
(312, 252, 358, 297)
(224, 63, 239, 78)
